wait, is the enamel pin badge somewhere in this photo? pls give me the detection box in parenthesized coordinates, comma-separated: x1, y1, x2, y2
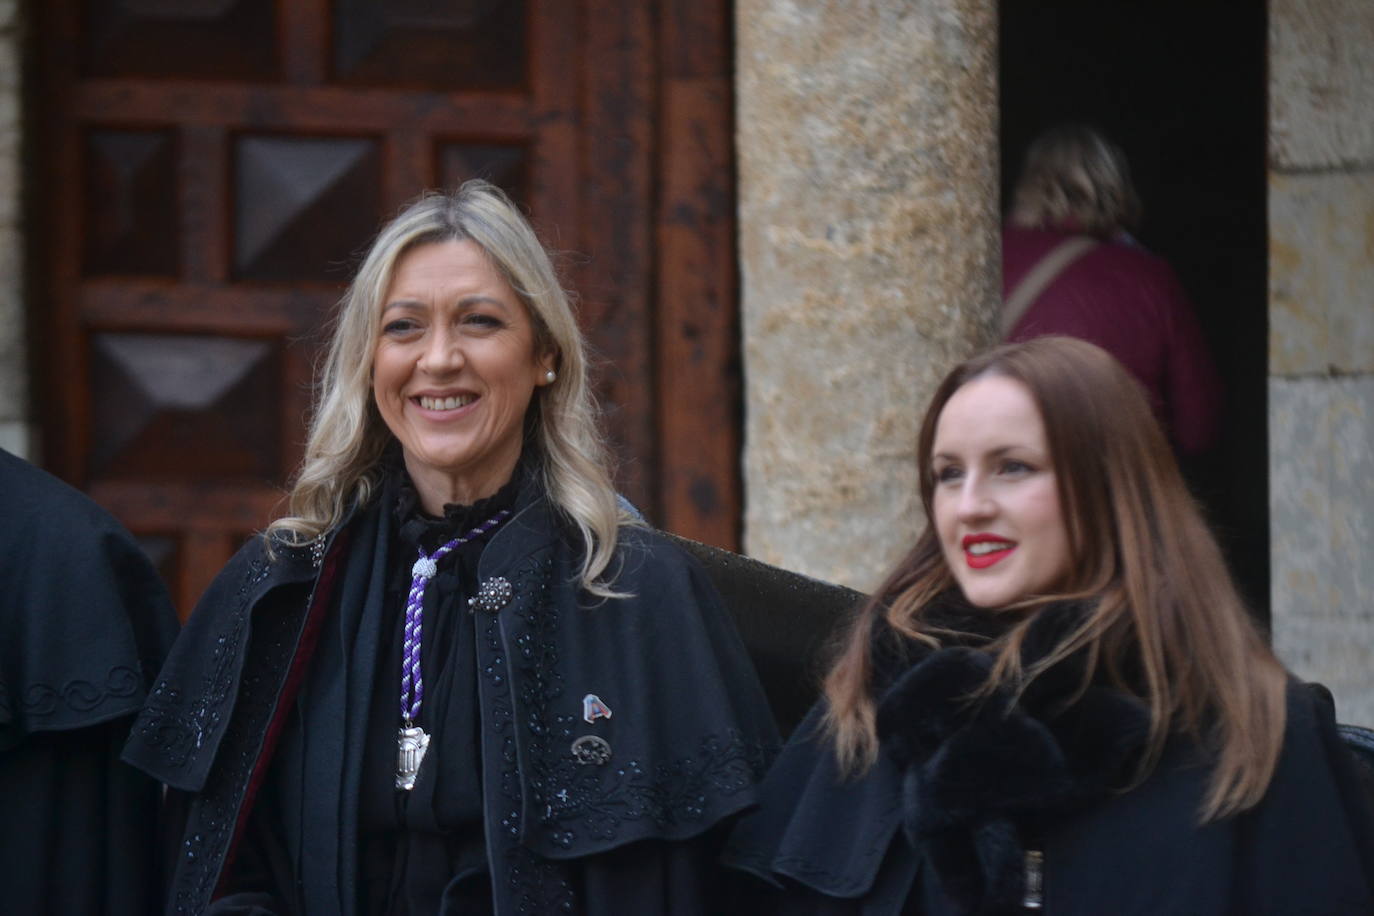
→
(582, 693, 613, 723)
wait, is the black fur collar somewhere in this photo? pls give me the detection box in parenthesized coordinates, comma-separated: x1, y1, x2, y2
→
(874, 599, 1150, 915)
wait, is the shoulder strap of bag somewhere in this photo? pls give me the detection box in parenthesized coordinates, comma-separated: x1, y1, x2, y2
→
(1001, 235, 1098, 338)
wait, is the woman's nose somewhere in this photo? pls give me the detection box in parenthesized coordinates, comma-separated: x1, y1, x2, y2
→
(955, 477, 995, 522)
(418, 328, 464, 374)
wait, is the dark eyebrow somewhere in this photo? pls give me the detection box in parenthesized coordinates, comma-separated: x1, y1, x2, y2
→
(931, 445, 1038, 463)
(381, 295, 511, 316)
(457, 295, 512, 312)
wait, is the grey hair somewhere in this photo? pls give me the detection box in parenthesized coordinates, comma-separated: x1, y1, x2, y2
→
(267, 180, 636, 596)
(1009, 124, 1142, 237)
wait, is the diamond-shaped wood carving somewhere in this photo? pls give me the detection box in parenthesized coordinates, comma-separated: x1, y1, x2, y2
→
(89, 332, 280, 478)
(233, 135, 382, 283)
(83, 129, 178, 276)
(82, 0, 278, 81)
(439, 143, 530, 211)
(333, 0, 527, 90)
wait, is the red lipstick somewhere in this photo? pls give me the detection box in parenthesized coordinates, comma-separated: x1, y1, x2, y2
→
(961, 533, 1015, 569)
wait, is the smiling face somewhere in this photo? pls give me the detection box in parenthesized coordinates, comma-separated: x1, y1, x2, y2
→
(372, 239, 552, 512)
(930, 373, 1071, 608)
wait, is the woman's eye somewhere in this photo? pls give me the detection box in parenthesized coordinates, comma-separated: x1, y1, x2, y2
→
(934, 465, 963, 484)
(463, 312, 503, 329)
(382, 318, 419, 335)
(1000, 459, 1033, 475)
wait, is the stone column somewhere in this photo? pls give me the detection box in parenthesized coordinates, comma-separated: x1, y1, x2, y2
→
(0, 0, 25, 458)
(1268, 0, 1374, 723)
(736, 0, 999, 590)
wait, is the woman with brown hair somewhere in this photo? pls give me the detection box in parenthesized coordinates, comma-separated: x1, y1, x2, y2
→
(725, 336, 1374, 914)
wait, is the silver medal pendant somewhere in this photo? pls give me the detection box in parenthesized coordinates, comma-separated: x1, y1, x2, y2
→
(396, 725, 431, 791)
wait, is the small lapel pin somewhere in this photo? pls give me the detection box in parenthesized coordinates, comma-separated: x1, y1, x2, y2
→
(571, 735, 612, 766)
(582, 693, 613, 723)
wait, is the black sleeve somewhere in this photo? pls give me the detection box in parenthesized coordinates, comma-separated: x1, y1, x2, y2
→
(0, 718, 163, 916)
(1231, 685, 1374, 913)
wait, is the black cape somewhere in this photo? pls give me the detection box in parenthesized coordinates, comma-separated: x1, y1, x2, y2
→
(124, 477, 780, 915)
(725, 606, 1374, 915)
(0, 447, 180, 915)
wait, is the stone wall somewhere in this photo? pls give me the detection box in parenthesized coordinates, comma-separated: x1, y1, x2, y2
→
(1268, 0, 1374, 724)
(736, 0, 999, 590)
(0, 0, 24, 458)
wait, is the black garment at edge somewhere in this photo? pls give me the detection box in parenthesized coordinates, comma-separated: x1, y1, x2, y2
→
(0, 447, 180, 915)
(356, 474, 516, 913)
(124, 469, 780, 915)
(724, 596, 1374, 915)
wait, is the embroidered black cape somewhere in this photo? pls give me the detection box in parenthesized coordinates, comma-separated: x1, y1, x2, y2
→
(723, 601, 1374, 915)
(0, 447, 180, 914)
(123, 476, 779, 915)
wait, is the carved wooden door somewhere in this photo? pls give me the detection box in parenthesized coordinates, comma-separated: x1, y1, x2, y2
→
(34, 1, 737, 617)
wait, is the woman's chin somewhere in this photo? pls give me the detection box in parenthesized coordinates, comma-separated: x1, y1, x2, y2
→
(956, 583, 1022, 610)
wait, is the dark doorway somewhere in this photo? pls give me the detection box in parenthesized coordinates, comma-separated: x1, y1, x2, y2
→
(999, 1, 1270, 621)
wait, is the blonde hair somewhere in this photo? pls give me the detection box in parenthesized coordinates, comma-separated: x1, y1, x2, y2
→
(1009, 124, 1142, 237)
(824, 337, 1287, 822)
(267, 181, 635, 595)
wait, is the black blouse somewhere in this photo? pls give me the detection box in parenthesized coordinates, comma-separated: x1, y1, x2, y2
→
(357, 471, 522, 915)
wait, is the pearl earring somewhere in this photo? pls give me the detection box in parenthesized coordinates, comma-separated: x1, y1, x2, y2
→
(544, 369, 557, 384)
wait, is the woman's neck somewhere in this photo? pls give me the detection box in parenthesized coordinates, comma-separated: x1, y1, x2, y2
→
(403, 453, 519, 516)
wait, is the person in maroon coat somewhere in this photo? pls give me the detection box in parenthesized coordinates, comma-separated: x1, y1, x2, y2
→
(1001, 125, 1221, 456)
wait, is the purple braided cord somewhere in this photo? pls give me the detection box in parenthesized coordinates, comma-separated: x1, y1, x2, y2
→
(401, 509, 510, 723)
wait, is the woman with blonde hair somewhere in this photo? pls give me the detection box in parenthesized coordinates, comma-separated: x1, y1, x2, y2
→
(1007, 124, 1141, 238)
(726, 336, 1374, 914)
(125, 180, 777, 915)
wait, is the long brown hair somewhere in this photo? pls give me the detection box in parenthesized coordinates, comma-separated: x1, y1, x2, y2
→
(824, 336, 1286, 821)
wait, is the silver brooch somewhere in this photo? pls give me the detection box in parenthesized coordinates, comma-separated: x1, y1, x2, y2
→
(310, 535, 327, 568)
(571, 735, 612, 766)
(468, 576, 513, 614)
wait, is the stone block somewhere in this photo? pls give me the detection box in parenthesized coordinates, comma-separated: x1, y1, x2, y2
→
(0, 88, 19, 134)
(1270, 375, 1374, 724)
(0, 34, 18, 93)
(0, 349, 24, 417)
(0, 291, 23, 421)
(1269, 171, 1374, 376)
(1270, 0, 1374, 170)
(0, 142, 20, 226)
(0, 420, 30, 459)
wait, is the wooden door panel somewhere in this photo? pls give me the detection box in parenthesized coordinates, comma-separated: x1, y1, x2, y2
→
(82, 0, 280, 82)
(37, 0, 740, 620)
(83, 127, 180, 276)
(437, 142, 531, 208)
(332, 0, 529, 90)
(87, 332, 281, 479)
(232, 134, 384, 283)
